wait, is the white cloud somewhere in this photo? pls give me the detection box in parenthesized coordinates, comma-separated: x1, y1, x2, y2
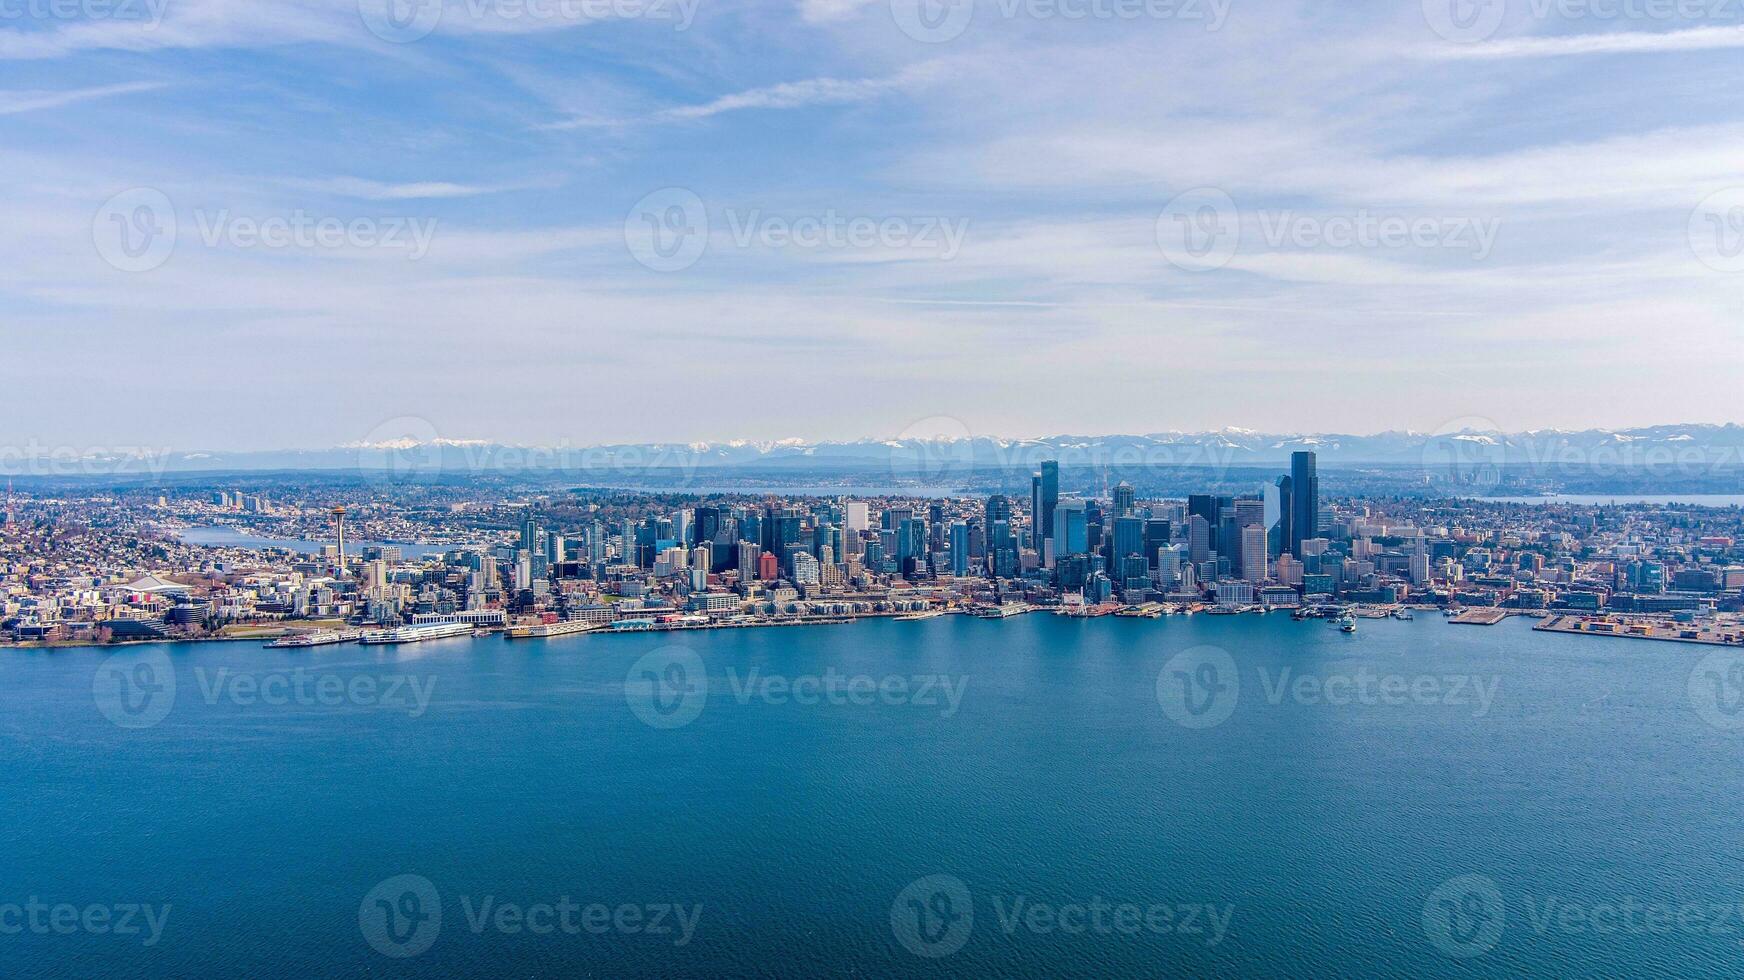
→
(0, 81, 167, 115)
(1425, 25, 1744, 60)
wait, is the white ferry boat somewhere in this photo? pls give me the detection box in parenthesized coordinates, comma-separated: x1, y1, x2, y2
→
(265, 629, 362, 649)
(506, 619, 606, 639)
(358, 621, 475, 645)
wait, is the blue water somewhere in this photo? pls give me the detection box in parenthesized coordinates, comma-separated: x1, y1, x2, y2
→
(3, 616, 1741, 977)
(1481, 494, 1744, 507)
(178, 526, 454, 558)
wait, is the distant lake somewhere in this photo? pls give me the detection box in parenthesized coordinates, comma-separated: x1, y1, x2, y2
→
(1480, 494, 1744, 507)
(178, 526, 453, 558)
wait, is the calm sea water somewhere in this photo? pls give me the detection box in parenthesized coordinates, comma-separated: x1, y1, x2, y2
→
(3, 616, 1742, 977)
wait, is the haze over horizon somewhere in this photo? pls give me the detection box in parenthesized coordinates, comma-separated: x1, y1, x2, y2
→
(9, 0, 1744, 447)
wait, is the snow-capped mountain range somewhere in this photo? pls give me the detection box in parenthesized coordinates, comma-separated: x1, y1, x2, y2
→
(19, 424, 1744, 477)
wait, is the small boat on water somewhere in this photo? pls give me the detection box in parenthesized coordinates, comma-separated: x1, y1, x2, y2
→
(1337, 614, 1358, 633)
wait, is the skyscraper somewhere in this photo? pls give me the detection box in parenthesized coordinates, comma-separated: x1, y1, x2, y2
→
(1052, 498, 1088, 560)
(1113, 481, 1135, 516)
(1240, 525, 1268, 584)
(1040, 460, 1059, 545)
(1289, 451, 1319, 558)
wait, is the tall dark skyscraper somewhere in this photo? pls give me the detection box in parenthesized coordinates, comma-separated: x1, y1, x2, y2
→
(1039, 460, 1059, 544)
(1289, 450, 1319, 557)
(1113, 481, 1135, 516)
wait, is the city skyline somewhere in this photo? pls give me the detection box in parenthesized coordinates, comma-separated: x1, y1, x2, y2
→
(7, 1, 1744, 446)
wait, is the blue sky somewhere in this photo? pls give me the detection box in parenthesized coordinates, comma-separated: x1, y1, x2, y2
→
(6, 0, 1744, 450)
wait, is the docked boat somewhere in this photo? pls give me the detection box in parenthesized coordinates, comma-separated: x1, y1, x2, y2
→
(894, 609, 946, 622)
(506, 619, 605, 639)
(265, 629, 361, 649)
(358, 621, 475, 645)
(974, 604, 1030, 619)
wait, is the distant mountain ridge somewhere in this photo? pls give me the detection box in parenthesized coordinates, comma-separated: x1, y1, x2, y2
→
(19, 424, 1744, 477)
